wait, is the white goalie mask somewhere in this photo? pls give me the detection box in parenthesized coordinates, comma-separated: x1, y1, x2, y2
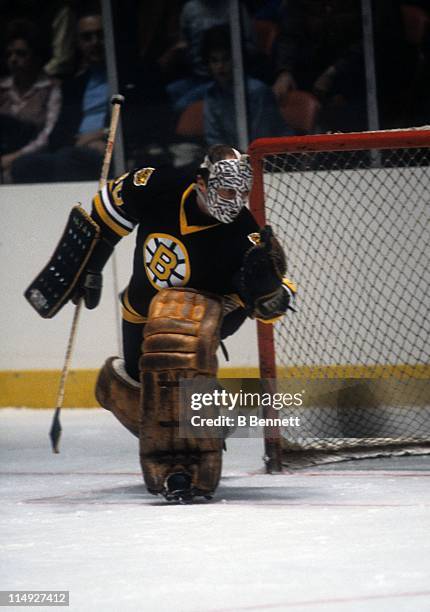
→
(199, 148, 253, 223)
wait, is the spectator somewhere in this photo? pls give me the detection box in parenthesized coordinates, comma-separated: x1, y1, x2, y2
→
(0, 20, 61, 183)
(0, 1, 77, 79)
(272, 0, 366, 132)
(109, 0, 185, 156)
(43, 0, 77, 78)
(12, 4, 109, 183)
(161, 0, 258, 114)
(372, 0, 425, 128)
(273, 0, 363, 96)
(244, 0, 283, 20)
(201, 25, 293, 148)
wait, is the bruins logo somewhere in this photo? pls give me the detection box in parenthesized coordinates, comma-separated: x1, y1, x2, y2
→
(144, 233, 190, 289)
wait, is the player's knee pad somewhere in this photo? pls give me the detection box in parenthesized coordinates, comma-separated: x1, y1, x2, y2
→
(139, 288, 224, 500)
(95, 357, 140, 437)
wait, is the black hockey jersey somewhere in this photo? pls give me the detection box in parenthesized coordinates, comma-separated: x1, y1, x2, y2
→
(91, 166, 259, 322)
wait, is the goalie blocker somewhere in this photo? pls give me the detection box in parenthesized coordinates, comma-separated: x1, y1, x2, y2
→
(24, 206, 113, 318)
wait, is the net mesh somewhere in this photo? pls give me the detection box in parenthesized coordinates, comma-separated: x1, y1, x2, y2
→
(252, 133, 430, 455)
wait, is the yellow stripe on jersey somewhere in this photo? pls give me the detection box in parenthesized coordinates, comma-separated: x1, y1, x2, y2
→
(256, 315, 284, 324)
(93, 193, 130, 237)
(121, 289, 148, 324)
(283, 277, 297, 293)
(122, 306, 148, 324)
(180, 183, 219, 235)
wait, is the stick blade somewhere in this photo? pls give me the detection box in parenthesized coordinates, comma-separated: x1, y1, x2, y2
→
(50, 408, 62, 453)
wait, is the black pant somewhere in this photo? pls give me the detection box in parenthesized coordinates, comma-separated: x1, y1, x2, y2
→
(122, 319, 145, 382)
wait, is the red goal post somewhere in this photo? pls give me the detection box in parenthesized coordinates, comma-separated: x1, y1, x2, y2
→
(248, 129, 430, 470)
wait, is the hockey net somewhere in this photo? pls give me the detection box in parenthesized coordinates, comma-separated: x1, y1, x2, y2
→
(248, 129, 430, 468)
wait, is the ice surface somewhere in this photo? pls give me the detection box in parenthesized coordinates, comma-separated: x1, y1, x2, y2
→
(1, 409, 430, 612)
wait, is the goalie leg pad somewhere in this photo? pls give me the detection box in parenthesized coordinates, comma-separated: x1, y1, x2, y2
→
(95, 357, 140, 438)
(139, 288, 224, 501)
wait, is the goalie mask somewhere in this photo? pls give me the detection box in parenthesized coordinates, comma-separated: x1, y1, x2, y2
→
(199, 149, 253, 223)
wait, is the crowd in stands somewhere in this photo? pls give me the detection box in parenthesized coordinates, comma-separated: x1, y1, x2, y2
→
(1, 0, 429, 183)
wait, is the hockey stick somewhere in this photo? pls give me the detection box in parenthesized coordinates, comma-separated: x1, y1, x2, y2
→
(50, 94, 125, 453)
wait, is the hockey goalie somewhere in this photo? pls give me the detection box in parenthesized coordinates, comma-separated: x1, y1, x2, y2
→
(25, 144, 296, 502)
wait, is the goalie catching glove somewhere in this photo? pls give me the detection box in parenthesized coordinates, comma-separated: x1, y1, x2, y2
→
(239, 225, 296, 321)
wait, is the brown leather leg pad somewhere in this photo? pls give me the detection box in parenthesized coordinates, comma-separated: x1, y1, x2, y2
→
(139, 288, 224, 497)
(95, 357, 140, 437)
